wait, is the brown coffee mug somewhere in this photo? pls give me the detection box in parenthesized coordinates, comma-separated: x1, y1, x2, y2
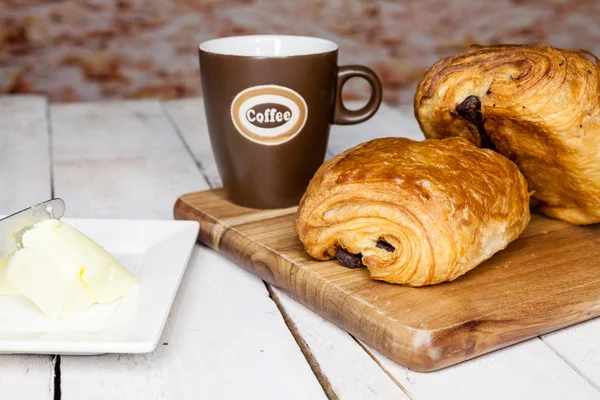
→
(199, 35, 382, 209)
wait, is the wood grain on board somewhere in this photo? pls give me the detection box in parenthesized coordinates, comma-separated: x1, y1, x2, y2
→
(175, 188, 600, 372)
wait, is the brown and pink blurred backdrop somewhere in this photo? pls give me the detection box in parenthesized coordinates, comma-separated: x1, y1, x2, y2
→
(2, 0, 600, 106)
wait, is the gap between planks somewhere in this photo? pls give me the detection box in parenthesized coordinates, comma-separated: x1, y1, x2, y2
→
(47, 102, 56, 200)
(161, 99, 411, 398)
(266, 285, 338, 400)
(160, 102, 209, 187)
(53, 355, 61, 400)
(47, 100, 61, 400)
(540, 337, 600, 392)
(352, 338, 414, 400)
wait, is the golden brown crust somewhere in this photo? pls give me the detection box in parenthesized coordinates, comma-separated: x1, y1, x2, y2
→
(295, 137, 530, 286)
(414, 44, 600, 225)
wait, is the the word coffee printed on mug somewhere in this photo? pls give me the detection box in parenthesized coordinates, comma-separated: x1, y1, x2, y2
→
(231, 85, 308, 145)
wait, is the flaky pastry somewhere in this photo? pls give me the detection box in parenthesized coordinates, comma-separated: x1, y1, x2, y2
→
(415, 45, 600, 224)
(295, 137, 530, 286)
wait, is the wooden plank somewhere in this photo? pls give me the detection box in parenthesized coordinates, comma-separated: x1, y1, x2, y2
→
(165, 98, 408, 398)
(50, 100, 325, 399)
(365, 341, 600, 399)
(0, 95, 56, 399)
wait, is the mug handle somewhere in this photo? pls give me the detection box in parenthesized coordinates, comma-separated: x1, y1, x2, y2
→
(333, 65, 383, 125)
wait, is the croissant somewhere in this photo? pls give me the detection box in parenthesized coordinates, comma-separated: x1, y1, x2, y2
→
(295, 137, 530, 286)
(415, 45, 600, 225)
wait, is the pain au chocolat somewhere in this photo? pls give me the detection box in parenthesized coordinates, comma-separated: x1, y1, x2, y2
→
(415, 45, 600, 225)
(295, 137, 530, 286)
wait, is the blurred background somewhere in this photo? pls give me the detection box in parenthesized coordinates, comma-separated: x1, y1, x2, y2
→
(2, 0, 600, 106)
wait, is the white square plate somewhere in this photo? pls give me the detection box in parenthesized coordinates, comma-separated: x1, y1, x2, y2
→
(0, 217, 199, 355)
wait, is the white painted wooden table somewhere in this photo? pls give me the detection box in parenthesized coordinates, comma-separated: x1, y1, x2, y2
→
(1, 95, 599, 400)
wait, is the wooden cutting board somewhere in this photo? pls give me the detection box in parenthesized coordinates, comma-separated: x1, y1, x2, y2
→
(174, 189, 600, 372)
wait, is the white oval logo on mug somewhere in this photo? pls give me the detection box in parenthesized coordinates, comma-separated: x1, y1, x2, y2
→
(231, 85, 308, 145)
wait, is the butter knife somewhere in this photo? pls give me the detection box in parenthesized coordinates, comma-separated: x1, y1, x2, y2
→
(0, 198, 65, 258)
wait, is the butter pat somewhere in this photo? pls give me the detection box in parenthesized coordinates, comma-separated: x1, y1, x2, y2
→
(2, 219, 139, 320)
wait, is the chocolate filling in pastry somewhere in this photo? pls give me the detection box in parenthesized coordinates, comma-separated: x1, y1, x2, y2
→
(376, 238, 395, 252)
(336, 239, 395, 269)
(456, 95, 495, 150)
(336, 247, 365, 268)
